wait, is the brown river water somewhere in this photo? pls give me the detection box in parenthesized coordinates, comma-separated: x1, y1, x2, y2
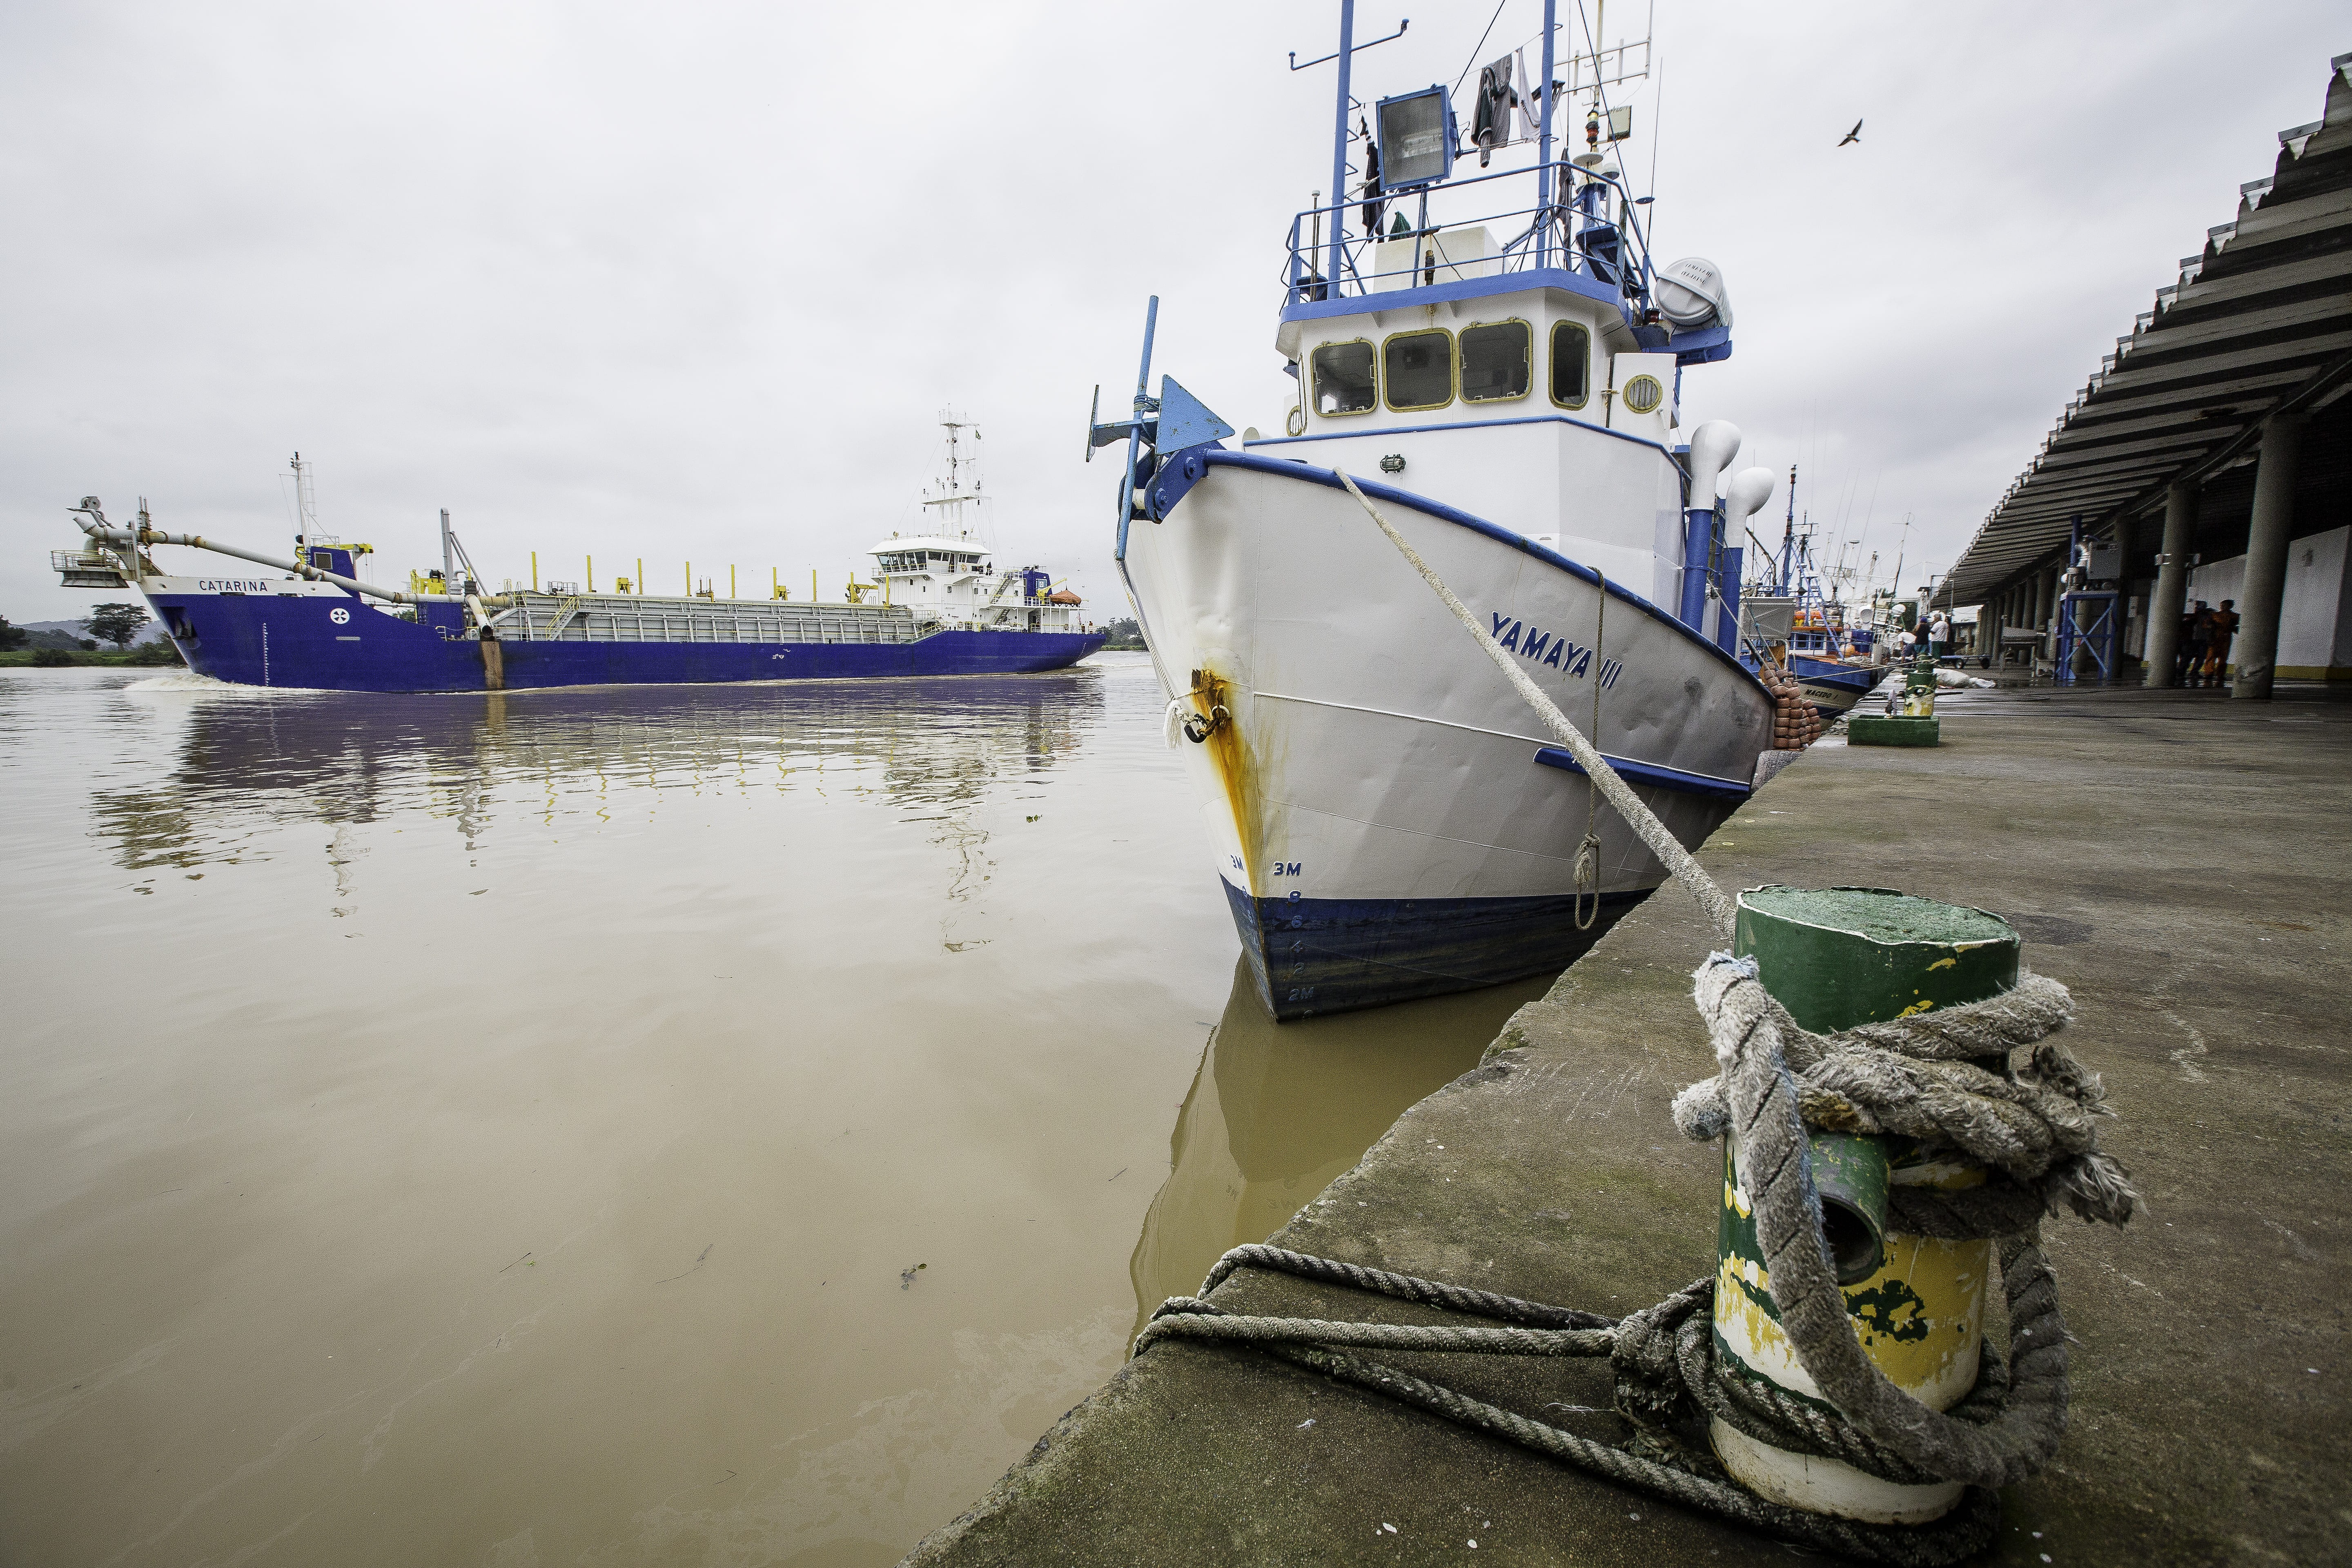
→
(0, 655, 1544, 1567)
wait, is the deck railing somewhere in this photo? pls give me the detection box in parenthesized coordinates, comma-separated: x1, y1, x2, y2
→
(1283, 158, 1657, 315)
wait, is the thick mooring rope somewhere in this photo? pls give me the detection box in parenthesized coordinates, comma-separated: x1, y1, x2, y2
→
(1133, 474, 2142, 1560)
(1134, 970, 2138, 1564)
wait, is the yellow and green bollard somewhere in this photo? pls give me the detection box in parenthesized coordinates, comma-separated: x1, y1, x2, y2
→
(1712, 886, 2018, 1522)
(1851, 654, 1941, 746)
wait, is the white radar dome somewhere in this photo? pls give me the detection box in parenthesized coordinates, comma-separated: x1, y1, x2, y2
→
(1655, 257, 1732, 331)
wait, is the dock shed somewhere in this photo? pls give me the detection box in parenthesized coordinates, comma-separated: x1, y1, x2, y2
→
(1942, 52, 2352, 693)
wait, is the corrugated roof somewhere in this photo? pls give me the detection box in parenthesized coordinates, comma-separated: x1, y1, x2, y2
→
(1942, 52, 2352, 606)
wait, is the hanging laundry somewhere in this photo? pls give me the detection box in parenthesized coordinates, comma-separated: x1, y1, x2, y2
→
(1515, 49, 1541, 142)
(1473, 56, 1515, 167)
(1359, 118, 1386, 236)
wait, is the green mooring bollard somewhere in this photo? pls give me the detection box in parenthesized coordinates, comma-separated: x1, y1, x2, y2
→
(1853, 658, 1942, 745)
(1713, 886, 2020, 1523)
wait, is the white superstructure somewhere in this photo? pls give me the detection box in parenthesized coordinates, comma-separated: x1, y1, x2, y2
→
(868, 415, 1088, 634)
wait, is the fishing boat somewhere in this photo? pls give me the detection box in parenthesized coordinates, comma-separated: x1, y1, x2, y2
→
(1097, 0, 1789, 1019)
(50, 419, 1103, 693)
(1735, 467, 1882, 720)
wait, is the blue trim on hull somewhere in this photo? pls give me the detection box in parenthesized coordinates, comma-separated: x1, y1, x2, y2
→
(151, 592, 1104, 692)
(1167, 450, 1768, 698)
(1531, 745, 1752, 803)
(1225, 880, 1652, 1021)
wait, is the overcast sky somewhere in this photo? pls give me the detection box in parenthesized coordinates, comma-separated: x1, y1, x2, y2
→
(3, 1, 2341, 622)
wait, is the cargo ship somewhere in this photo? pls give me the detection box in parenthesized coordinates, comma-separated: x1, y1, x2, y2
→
(53, 420, 1103, 692)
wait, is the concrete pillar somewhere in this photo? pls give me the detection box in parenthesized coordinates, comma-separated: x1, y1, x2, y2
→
(2233, 413, 2305, 702)
(2145, 482, 2194, 686)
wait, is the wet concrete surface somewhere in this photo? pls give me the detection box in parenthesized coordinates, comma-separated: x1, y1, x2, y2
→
(906, 683, 2351, 1566)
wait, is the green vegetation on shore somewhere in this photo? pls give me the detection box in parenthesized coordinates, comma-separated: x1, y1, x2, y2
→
(2, 644, 185, 668)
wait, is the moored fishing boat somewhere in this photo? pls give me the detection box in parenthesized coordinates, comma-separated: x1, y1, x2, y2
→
(51, 419, 1102, 693)
(1096, 0, 1791, 1019)
(1735, 466, 1881, 719)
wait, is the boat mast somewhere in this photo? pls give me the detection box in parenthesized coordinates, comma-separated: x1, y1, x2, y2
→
(1779, 463, 1796, 590)
(291, 452, 317, 550)
(1537, 0, 1558, 268)
(1328, 1, 1353, 289)
(920, 412, 985, 543)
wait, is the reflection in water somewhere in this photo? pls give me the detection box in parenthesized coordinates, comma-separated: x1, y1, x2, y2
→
(85, 673, 1100, 946)
(1130, 958, 1552, 1331)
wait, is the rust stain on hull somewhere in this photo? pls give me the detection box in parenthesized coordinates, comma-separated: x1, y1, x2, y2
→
(1188, 666, 1263, 895)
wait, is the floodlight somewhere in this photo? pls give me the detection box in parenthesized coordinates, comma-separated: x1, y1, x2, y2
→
(1375, 86, 1456, 190)
(1606, 105, 1633, 143)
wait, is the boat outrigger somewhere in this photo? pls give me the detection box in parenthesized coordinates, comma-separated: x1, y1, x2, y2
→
(52, 422, 1102, 692)
(1101, 0, 1801, 1019)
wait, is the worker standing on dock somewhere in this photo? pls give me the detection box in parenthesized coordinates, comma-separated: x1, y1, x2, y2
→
(2202, 599, 2239, 687)
(2180, 601, 2212, 687)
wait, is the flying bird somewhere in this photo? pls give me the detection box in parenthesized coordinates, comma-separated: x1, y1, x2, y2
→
(1839, 119, 1863, 147)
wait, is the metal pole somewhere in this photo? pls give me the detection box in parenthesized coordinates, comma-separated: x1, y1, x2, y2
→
(1537, 0, 1558, 269)
(442, 508, 455, 589)
(1329, 0, 1355, 290)
(1115, 295, 1160, 563)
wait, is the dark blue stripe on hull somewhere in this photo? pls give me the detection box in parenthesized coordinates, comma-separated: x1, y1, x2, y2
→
(1224, 881, 1652, 1021)
(153, 593, 1103, 691)
(1531, 745, 1751, 802)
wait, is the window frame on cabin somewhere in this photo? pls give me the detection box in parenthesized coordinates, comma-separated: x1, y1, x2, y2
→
(1381, 327, 1455, 413)
(1549, 321, 1592, 411)
(1457, 318, 1532, 405)
(1310, 339, 1379, 416)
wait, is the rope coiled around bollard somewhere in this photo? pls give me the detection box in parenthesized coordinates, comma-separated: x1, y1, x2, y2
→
(1138, 466, 2140, 1558)
(1129, 960, 2139, 1565)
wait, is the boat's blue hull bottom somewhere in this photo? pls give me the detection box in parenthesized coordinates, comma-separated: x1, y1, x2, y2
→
(151, 592, 1105, 691)
(1223, 880, 1652, 1020)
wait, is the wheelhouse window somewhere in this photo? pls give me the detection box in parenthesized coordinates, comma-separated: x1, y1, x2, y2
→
(1311, 340, 1377, 415)
(1550, 322, 1591, 409)
(1458, 320, 1530, 403)
(1383, 328, 1453, 412)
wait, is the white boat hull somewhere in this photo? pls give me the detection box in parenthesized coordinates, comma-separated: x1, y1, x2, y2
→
(1126, 450, 1775, 1018)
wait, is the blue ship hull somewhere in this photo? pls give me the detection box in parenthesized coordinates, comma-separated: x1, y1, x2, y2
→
(151, 592, 1104, 692)
(1223, 881, 1649, 1019)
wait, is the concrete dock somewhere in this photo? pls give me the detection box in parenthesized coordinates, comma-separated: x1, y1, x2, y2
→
(906, 683, 2349, 1566)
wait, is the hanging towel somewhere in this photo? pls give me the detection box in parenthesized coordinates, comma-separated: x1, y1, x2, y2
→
(1473, 57, 1514, 166)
